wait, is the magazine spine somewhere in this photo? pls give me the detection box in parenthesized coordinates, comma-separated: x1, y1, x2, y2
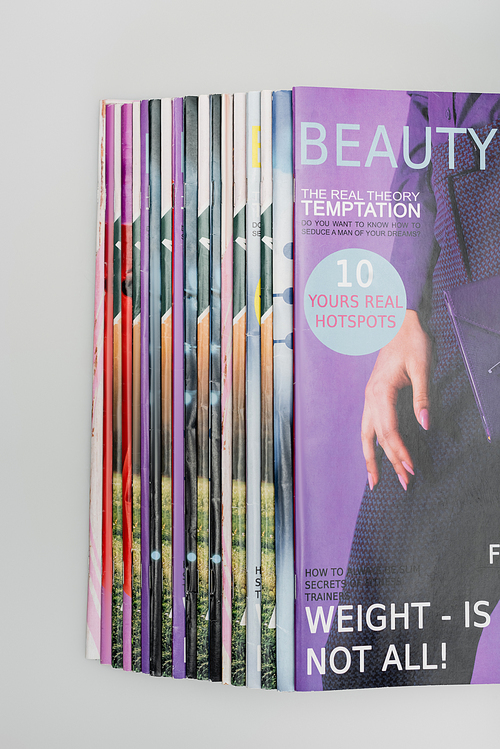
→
(221, 93, 234, 684)
(245, 91, 262, 689)
(121, 102, 133, 672)
(184, 95, 199, 678)
(272, 90, 294, 692)
(260, 89, 276, 689)
(160, 97, 173, 676)
(87, 100, 105, 660)
(231, 92, 247, 686)
(112, 104, 123, 669)
(149, 99, 163, 676)
(196, 95, 211, 679)
(139, 99, 151, 674)
(131, 100, 142, 672)
(101, 103, 114, 665)
(172, 97, 186, 678)
(209, 93, 223, 681)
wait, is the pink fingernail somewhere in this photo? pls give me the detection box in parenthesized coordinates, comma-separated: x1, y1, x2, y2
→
(368, 473, 374, 491)
(402, 460, 414, 476)
(419, 409, 429, 430)
(397, 474, 407, 491)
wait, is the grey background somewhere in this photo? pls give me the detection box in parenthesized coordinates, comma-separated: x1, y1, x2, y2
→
(2, 0, 499, 747)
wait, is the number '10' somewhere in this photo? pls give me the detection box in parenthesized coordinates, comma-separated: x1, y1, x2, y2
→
(337, 258, 373, 288)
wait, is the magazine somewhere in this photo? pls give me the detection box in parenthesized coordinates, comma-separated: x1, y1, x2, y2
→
(139, 99, 151, 674)
(89, 86, 500, 692)
(184, 95, 199, 678)
(209, 94, 223, 681)
(160, 97, 173, 676)
(86, 100, 106, 661)
(293, 86, 500, 690)
(149, 99, 163, 676)
(121, 102, 133, 672)
(172, 96, 186, 678)
(196, 94, 211, 680)
(272, 89, 294, 692)
(131, 99, 142, 672)
(101, 103, 115, 666)
(231, 92, 247, 686)
(245, 91, 262, 689)
(221, 93, 234, 684)
(260, 89, 276, 689)
(112, 103, 123, 669)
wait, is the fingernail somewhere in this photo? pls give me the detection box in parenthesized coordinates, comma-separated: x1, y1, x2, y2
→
(402, 460, 414, 476)
(368, 472, 374, 491)
(397, 474, 407, 491)
(419, 409, 429, 430)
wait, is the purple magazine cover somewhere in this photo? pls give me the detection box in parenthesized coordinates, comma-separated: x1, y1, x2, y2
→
(172, 97, 186, 678)
(140, 100, 150, 673)
(293, 86, 500, 691)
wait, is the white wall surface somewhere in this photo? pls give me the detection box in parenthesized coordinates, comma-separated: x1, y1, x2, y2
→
(2, 1, 499, 747)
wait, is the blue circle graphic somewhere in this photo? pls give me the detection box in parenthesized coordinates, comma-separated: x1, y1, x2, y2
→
(304, 249, 406, 356)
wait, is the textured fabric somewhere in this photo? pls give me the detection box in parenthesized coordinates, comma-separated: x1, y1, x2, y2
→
(323, 99, 500, 690)
(391, 92, 500, 311)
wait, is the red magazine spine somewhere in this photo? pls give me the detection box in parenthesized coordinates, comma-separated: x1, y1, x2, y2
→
(121, 103, 133, 671)
(101, 103, 114, 665)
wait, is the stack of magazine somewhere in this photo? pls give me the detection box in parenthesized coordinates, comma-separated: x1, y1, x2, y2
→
(87, 87, 500, 691)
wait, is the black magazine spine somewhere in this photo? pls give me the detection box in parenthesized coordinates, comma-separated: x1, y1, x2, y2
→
(184, 95, 199, 678)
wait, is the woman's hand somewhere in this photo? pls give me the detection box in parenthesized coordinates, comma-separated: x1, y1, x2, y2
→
(361, 309, 432, 491)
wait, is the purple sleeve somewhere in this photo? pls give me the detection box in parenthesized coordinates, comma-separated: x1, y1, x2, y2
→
(390, 92, 438, 312)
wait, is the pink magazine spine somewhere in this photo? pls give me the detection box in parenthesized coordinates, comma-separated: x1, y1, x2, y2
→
(86, 100, 106, 659)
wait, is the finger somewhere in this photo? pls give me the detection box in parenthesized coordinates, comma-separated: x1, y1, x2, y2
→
(361, 413, 379, 489)
(372, 391, 415, 488)
(409, 360, 430, 430)
(375, 423, 414, 490)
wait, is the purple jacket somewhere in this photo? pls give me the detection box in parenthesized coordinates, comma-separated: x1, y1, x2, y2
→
(390, 92, 500, 311)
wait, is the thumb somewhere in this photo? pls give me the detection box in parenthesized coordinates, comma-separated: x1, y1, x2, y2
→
(410, 362, 430, 430)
